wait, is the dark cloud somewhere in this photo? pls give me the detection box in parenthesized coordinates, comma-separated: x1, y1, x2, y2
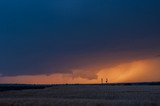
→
(0, 0, 160, 76)
(156, 55, 160, 57)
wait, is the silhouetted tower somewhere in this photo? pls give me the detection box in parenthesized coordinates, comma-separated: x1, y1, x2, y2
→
(106, 78, 108, 84)
(101, 78, 103, 84)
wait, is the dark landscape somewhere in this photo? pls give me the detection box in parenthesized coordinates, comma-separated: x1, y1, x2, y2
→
(0, 82, 160, 106)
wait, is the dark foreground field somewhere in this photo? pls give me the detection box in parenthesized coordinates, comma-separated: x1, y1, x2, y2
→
(0, 84, 160, 106)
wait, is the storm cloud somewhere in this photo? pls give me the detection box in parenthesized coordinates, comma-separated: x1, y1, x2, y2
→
(0, 0, 160, 77)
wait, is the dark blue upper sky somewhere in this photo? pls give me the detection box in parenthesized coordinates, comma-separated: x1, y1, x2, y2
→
(0, 0, 160, 76)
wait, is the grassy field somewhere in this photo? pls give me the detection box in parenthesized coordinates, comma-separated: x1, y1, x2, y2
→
(0, 84, 159, 106)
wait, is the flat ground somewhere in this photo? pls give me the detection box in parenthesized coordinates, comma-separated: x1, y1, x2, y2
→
(0, 85, 159, 106)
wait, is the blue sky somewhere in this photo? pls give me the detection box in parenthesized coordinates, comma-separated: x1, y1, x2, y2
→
(0, 0, 160, 77)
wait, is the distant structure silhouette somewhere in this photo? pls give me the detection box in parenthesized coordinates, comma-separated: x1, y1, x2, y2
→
(101, 78, 103, 84)
(106, 78, 108, 83)
(101, 78, 108, 84)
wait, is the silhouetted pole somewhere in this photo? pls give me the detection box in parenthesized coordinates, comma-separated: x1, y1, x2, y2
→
(101, 78, 103, 84)
(106, 78, 108, 84)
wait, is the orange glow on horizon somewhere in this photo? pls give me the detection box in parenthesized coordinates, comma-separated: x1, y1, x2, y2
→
(98, 58, 160, 83)
(98, 61, 148, 83)
(0, 58, 160, 84)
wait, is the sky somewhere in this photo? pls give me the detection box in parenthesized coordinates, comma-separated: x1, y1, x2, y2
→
(0, 0, 160, 84)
